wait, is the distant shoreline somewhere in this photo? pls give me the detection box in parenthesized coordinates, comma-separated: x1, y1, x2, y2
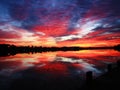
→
(0, 44, 120, 57)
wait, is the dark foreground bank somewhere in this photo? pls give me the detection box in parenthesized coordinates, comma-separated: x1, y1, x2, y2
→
(0, 63, 120, 90)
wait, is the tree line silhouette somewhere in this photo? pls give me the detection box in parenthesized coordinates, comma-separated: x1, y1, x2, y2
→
(0, 44, 120, 56)
(0, 44, 81, 56)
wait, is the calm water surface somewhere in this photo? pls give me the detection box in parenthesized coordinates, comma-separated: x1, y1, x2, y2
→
(0, 49, 120, 89)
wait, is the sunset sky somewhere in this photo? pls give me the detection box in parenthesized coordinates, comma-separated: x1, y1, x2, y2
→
(0, 0, 120, 47)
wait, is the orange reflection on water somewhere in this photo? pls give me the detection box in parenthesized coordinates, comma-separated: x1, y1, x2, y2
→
(0, 52, 57, 76)
(57, 49, 120, 62)
(0, 50, 120, 77)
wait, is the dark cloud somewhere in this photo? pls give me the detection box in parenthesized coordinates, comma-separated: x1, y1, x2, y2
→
(0, 0, 120, 43)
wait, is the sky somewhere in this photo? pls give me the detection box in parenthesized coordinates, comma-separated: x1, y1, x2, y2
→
(0, 0, 120, 47)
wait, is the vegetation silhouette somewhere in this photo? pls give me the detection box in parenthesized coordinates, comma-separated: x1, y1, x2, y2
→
(0, 44, 82, 56)
(0, 44, 120, 56)
(114, 44, 120, 51)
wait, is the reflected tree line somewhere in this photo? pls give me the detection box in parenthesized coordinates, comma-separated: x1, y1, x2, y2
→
(0, 44, 120, 56)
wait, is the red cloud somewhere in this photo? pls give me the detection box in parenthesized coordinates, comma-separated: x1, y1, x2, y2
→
(0, 29, 21, 39)
(33, 24, 69, 37)
(33, 25, 67, 37)
(32, 19, 69, 37)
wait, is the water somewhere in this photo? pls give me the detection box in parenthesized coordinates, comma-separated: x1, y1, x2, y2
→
(0, 49, 120, 89)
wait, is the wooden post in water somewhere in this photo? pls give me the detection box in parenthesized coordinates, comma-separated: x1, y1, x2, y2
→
(117, 60, 120, 68)
(107, 64, 112, 72)
(86, 71, 93, 82)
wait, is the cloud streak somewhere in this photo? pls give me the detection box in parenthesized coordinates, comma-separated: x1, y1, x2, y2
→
(0, 0, 120, 47)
